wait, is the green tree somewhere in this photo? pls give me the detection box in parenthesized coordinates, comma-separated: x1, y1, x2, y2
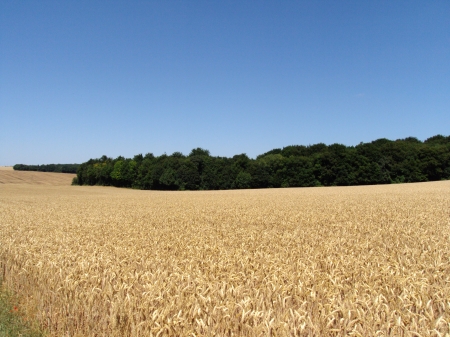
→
(159, 168, 178, 190)
(110, 160, 124, 186)
(189, 148, 210, 157)
(233, 171, 252, 189)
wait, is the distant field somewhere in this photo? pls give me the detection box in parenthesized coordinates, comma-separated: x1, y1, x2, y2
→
(0, 171, 449, 336)
(0, 167, 75, 185)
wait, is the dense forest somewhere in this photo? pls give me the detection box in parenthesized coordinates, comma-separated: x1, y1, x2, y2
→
(13, 163, 79, 174)
(74, 135, 450, 190)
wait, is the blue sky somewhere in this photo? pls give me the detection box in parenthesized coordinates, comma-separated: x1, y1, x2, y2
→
(1, 1, 449, 165)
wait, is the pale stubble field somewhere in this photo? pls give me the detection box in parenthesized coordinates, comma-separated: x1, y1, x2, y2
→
(0, 169, 449, 336)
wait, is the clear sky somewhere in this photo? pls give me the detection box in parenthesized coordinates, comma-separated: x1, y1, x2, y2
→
(1, 1, 449, 165)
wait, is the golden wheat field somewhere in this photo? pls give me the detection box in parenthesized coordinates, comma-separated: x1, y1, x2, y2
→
(0, 166, 76, 185)
(0, 169, 449, 336)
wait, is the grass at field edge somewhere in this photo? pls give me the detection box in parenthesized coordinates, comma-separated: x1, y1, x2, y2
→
(0, 279, 45, 337)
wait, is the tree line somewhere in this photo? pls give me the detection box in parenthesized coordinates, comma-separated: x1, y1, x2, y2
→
(73, 135, 450, 190)
(13, 163, 79, 174)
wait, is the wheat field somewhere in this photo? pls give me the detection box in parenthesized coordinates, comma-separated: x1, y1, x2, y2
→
(0, 169, 449, 336)
(0, 166, 76, 186)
